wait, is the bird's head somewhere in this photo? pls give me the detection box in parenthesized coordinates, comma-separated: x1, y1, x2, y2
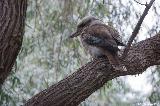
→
(69, 16, 99, 38)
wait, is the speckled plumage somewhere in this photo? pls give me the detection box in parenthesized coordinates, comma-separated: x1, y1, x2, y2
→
(70, 16, 126, 70)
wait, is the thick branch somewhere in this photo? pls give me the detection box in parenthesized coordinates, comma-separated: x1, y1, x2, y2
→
(25, 33, 160, 106)
(122, 0, 155, 58)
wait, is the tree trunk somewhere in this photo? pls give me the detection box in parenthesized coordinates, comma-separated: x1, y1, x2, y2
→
(0, 0, 27, 86)
(25, 33, 160, 106)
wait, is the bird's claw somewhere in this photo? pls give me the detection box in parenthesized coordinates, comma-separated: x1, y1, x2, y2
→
(112, 65, 127, 71)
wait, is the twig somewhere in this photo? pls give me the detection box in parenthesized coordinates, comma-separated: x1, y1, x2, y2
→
(122, 0, 155, 59)
(133, 0, 147, 6)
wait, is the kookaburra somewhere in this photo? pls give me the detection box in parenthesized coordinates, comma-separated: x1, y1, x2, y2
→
(70, 16, 126, 70)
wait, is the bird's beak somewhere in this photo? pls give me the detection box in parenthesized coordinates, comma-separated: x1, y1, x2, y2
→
(69, 31, 80, 38)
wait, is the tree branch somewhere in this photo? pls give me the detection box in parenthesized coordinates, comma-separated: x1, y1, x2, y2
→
(133, 0, 147, 6)
(122, 0, 155, 59)
(25, 33, 160, 106)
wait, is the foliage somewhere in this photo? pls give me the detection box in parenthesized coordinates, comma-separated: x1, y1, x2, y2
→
(0, 0, 160, 105)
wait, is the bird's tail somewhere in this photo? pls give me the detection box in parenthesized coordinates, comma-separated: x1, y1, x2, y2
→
(103, 50, 127, 71)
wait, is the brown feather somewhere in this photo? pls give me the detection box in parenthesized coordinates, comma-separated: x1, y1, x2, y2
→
(100, 48, 120, 65)
(71, 16, 126, 71)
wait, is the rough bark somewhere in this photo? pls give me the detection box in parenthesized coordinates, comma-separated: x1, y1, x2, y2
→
(25, 33, 160, 106)
(0, 0, 27, 86)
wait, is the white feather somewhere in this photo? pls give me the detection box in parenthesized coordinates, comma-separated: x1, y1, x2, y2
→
(88, 46, 104, 57)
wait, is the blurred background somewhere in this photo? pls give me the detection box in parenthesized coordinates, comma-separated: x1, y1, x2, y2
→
(0, 0, 160, 106)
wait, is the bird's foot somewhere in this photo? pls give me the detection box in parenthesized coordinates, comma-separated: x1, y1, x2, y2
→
(112, 64, 127, 72)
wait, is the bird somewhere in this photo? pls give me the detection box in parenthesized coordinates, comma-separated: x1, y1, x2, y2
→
(69, 16, 126, 71)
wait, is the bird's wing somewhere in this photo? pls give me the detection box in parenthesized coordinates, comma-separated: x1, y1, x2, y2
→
(105, 25, 125, 46)
(87, 24, 125, 46)
(82, 24, 119, 53)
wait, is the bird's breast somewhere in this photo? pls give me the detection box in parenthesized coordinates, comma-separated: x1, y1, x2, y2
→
(88, 46, 104, 57)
